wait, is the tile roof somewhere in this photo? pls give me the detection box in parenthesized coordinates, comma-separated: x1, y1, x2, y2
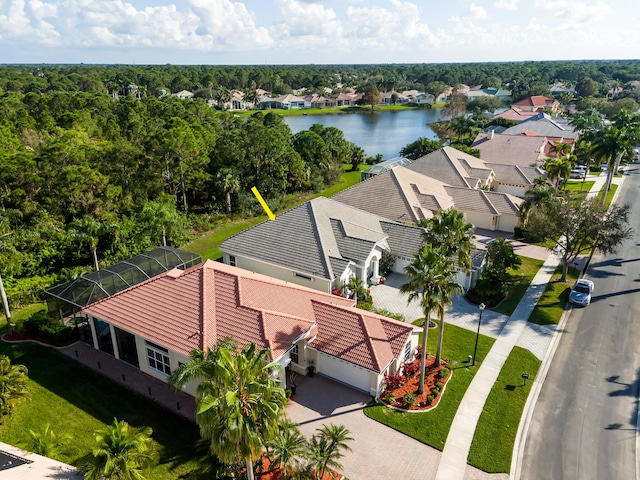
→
(501, 115, 578, 139)
(485, 163, 546, 185)
(492, 107, 539, 123)
(444, 186, 522, 216)
(512, 95, 557, 107)
(221, 197, 420, 281)
(83, 261, 412, 373)
(472, 132, 548, 167)
(406, 147, 492, 188)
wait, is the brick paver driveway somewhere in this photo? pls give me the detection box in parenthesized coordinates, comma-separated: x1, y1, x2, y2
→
(286, 374, 441, 480)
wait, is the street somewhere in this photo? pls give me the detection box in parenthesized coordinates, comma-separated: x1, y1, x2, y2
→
(521, 167, 640, 479)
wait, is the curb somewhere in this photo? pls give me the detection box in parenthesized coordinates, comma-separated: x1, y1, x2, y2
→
(509, 299, 572, 480)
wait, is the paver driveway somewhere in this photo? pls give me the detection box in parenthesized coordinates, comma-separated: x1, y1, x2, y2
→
(285, 374, 504, 480)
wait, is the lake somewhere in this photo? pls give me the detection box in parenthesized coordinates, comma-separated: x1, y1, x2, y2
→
(283, 108, 444, 160)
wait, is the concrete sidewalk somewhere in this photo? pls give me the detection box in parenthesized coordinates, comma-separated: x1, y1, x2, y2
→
(434, 253, 561, 480)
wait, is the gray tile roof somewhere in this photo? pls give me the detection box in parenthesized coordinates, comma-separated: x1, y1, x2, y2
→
(486, 163, 546, 185)
(407, 147, 493, 188)
(444, 187, 499, 215)
(483, 191, 522, 216)
(380, 222, 425, 258)
(221, 197, 423, 281)
(502, 115, 578, 139)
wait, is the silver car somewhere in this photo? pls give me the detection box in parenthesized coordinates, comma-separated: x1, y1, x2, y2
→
(569, 279, 594, 306)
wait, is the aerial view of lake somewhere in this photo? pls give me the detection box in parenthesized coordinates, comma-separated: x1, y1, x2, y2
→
(283, 108, 444, 159)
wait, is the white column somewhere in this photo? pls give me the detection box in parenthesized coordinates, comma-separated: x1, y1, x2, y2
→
(89, 317, 99, 350)
(109, 325, 120, 359)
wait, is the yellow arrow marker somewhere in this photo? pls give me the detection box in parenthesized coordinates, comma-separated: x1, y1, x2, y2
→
(251, 187, 276, 221)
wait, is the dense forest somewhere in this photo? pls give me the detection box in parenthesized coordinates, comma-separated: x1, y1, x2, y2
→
(1, 61, 639, 308)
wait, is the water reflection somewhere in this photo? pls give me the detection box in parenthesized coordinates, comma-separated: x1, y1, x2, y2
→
(283, 108, 444, 159)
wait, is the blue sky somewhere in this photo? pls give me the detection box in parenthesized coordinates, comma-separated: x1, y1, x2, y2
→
(0, 0, 638, 65)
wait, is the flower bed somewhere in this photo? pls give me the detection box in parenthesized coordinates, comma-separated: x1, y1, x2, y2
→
(380, 356, 451, 411)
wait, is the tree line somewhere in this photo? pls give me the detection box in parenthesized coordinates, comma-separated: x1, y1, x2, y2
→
(0, 91, 363, 307)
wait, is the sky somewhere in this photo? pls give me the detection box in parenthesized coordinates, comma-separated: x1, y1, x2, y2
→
(0, 0, 638, 65)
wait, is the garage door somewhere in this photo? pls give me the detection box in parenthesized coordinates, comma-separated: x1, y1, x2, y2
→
(318, 353, 372, 394)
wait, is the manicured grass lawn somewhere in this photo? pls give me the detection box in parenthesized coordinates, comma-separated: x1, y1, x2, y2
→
(564, 180, 595, 192)
(364, 321, 495, 450)
(232, 103, 425, 117)
(0, 324, 219, 479)
(527, 265, 579, 326)
(604, 183, 618, 207)
(183, 165, 366, 260)
(492, 256, 544, 316)
(468, 347, 541, 473)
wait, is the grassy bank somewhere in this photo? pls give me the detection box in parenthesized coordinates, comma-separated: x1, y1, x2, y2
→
(528, 265, 579, 325)
(468, 346, 541, 473)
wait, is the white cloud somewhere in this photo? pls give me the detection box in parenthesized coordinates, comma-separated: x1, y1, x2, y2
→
(470, 2, 488, 19)
(534, 0, 612, 21)
(272, 0, 341, 43)
(494, 0, 519, 11)
(0, 0, 273, 51)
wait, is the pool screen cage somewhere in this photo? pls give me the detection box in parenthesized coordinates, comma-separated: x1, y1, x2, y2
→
(45, 246, 202, 319)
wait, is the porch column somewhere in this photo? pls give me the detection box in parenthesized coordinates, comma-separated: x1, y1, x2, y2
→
(109, 325, 120, 360)
(89, 317, 99, 350)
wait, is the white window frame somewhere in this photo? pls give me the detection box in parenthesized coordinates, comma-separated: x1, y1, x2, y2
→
(146, 341, 171, 375)
(290, 344, 299, 364)
(229, 255, 236, 267)
(404, 342, 412, 362)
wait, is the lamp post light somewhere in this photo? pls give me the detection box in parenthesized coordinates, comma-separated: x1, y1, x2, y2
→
(472, 303, 485, 366)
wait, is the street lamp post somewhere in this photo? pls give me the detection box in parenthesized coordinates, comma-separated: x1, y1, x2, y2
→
(472, 303, 485, 366)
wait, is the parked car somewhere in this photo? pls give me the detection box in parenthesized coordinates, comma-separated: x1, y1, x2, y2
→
(569, 279, 594, 306)
(570, 167, 587, 178)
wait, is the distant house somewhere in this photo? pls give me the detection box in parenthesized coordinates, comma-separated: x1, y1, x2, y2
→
(500, 113, 578, 140)
(172, 90, 194, 100)
(82, 260, 417, 397)
(379, 91, 410, 105)
(491, 107, 539, 123)
(471, 131, 548, 168)
(402, 90, 435, 104)
(303, 93, 336, 109)
(223, 91, 248, 110)
(512, 96, 560, 114)
(335, 93, 360, 107)
(220, 197, 426, 292)
(549, 82, 576, 96)
(259, 94, 310, 110)
(464, 86, 512, 102)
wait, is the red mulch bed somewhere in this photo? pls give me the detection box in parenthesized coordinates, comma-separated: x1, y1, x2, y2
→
(1, 332, 55, 345)
(256, 457, 341, 480)
(380, 356, 451, 411)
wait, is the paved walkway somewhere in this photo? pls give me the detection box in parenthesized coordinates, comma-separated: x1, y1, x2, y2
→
(435, 253, 561, 480)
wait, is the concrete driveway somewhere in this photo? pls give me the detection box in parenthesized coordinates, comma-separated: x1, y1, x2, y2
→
(371, 273, 510, 339)
(473, 229, 550, 261)
(285, 374, 504, 480)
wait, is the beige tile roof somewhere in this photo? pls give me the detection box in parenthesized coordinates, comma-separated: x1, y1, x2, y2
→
(406, 147, 493, 188)
(83, 261, 413, 373)
(486, 163, 546, 185)
(444, 186, 523, 216)
(472, 132, 547, 168)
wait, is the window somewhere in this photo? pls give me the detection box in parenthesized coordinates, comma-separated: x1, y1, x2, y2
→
(404, 342, 412, 362)
(146, 341, 171, 375)
(229, 255, 236, 267)
(290, 344, 299, 364)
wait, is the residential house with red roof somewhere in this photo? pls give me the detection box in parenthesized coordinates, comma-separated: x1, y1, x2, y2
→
(82, 261, 417, 397)
(512, 96, 560, 114)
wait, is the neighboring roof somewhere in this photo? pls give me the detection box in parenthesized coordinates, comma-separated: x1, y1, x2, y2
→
(502, 114, 578, 139)
(512, 95, 557, 108)
(45, 247, 202, 310)
(444, 186, 522, 216)
(486, 163, 546, 185)
(220, 197, 422, 281)
(492, 107, 539, 123)
(270, 94, 308, 104)
(83, 261, 413, 373)
(0, 443, 80, 479)
(406, 146, 492, 188)
(172, 90, 194, 98)
(471, 132, 548, 167)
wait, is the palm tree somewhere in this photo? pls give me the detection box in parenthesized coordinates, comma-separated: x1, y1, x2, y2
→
(421, 208, 474, 272)
(214, 168, 241, 215)
(169, 342, 286, 480)
(549, 140, 572, 159)
(19, 424, 71, 459)
(400, 245, 446, 395)
(0, 355, 29, 418)
(269, 421, 307, 480)
(544, 157, 571, 190)
(345, 277, 366, 304)
(140, 195, 183, 246)
(69, 215, 109, 271)
(519, 186, 553, 226)
(0, 215, 14, 333)
(85, 419, 156, 480)
(307, 424, 353, 480)
(433, 257, 463, 366)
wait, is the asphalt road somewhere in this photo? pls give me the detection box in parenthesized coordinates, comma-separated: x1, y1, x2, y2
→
(521, 167, 640, 480)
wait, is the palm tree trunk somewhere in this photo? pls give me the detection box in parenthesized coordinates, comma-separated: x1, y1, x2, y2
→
(162, 227, 167, 247)
(418, 310, 430, 395)
(226, 191, 232, 215)
(601, 152, 621, 206)
(0, 274, 13, 334)
(435, 312, 445, 366)
(92, 248, 99, 271)
(246, 457, 255, 480)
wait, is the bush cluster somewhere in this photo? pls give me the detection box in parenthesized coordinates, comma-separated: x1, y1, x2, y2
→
(21, 311, 78, 346)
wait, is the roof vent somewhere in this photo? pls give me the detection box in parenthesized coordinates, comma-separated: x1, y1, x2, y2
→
(166, 268, 183, 279)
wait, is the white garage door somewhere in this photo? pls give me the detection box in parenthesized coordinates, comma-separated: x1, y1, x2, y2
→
(318, 353, 373, 394)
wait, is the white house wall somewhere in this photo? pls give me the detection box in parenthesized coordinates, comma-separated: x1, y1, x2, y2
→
(222, 252, 332, 294)
(316, 352, 377, 396)
(495, 183, 527, 197)
(496, 215, 519, 233)
(464, 211, 496, 231)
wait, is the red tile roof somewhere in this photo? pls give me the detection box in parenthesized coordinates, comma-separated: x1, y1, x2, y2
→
(83, 261, 413, 373)
(512, 96, 556, 107)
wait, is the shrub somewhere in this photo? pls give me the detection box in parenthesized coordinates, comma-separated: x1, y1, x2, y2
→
(439, 367, 450, 379)
(22, 311, 77, 346)
(384, 373, 403, 390)
(431, 388, 439, 397)
(402, 361, 419, 378)
(384, 393, 396, 404)
(426, 395, 434, 405)
(403, 393, 417, 408)
(436, 381, 443, 390)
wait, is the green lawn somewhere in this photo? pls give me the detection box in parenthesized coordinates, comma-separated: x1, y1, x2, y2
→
(364, 321, 495, 450)
(183, 165, 366, 259)
(564, 180, 595, 192)
(492, 256, 544, 316)
(468, 347, 541, 473)
(604, 183, 618, 207)
(0, 324, 219, 479)
(232, 103, 426, 117)
(527, 265, 579, 325)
